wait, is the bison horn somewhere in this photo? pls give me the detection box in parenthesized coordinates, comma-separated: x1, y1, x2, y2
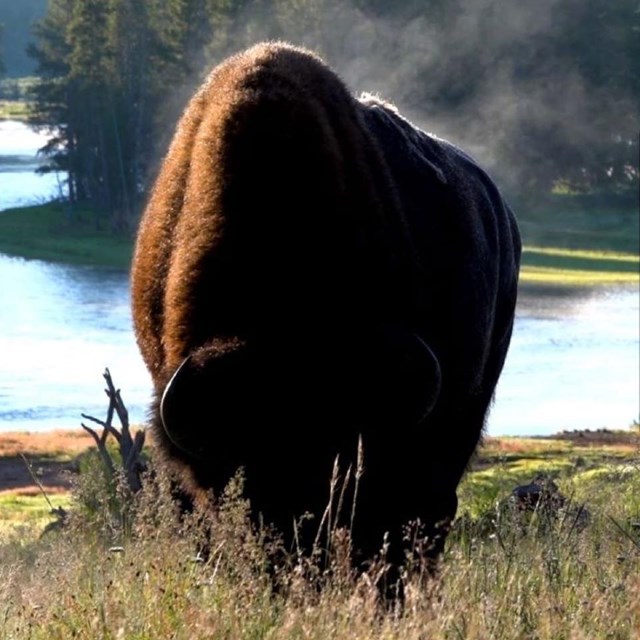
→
(159, 343, 255, 459)
(160, 354, 200, 455)
(410, 334, 441, 422)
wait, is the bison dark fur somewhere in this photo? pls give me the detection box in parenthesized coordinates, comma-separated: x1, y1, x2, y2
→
(131, 41, 521, 571)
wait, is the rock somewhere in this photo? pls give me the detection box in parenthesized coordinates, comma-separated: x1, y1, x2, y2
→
(510, 475, 565, 512)
(507, 474, 590, 531)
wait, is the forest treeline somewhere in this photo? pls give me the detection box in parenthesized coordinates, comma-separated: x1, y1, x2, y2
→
(12, 0, 640, 229)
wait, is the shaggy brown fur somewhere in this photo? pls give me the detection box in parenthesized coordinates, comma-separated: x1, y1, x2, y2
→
(131, 41, 521, 572)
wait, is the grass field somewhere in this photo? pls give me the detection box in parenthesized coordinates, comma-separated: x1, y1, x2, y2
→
(520, 246, 639, 285)
(1, 429, 639, 638)
(518, 201, 638, 254)
(517, 197, 639, 285)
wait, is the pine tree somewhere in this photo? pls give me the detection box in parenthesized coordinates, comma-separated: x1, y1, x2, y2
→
(28, 0, 80, 202)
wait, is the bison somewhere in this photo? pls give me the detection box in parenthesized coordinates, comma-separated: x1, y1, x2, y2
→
(131, 41, 521, 574)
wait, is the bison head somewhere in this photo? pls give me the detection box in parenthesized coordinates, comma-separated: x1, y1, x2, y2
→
(159, 329, 441, 461)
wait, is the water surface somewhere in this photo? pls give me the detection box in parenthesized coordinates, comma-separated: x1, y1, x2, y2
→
(490, 284, 639, 435)
(0, 120, 67, 209)
(0, 120, 638, 436)
(0, 254, 151, 430)
(0, 251, 637, 434)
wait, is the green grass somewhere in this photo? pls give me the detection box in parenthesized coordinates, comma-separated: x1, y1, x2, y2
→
(0, 494, 70, 537)
(459, 432, 639, 517)
(0, 203, 134, 269)
(0, 78, 37, 120)
(518, 199, 639, 254)
(0, 77, 39, 101)
(516, 197, 639, 286)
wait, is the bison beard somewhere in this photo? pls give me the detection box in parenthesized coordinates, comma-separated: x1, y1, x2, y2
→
(132, 42, 521, 575)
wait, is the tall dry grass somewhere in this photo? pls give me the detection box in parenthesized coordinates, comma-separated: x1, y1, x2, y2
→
(1, 450, 639, 639)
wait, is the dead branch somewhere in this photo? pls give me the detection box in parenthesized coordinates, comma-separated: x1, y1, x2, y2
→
(81, 368, 146, 493)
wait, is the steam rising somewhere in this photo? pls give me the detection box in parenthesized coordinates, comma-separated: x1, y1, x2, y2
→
(168, 0, 638, 196)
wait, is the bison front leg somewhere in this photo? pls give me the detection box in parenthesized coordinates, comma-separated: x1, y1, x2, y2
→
(348, 431, 460, 580)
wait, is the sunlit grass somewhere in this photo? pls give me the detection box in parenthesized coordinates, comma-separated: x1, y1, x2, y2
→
(525, 246, 640, 263)
(520, 245, 639, 285)
(0, 493, 70, 537)
(0, 430, 95, 460)
(481, 436, 574, 457)
(2, 194, 637, 281)
(520, 266, 639, 285)
(460, 431, 640, 518)
(0, 100, 30, 121)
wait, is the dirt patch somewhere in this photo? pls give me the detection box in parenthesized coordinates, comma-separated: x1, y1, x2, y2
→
(0, 429, 150, 495)
(0, 430, 95, 495)
(0, 457, 75, 496)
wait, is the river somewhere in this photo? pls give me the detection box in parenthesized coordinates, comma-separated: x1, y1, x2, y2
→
(0, 254, 152, 430)
(1, 120, 638, 435)
(490, 284, 639, 435)
(0, 120, 67, 209)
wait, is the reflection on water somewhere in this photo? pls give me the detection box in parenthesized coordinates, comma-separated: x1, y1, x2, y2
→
(0, 120, 67, 210)
(0, 254, 151, 430)
(0, 253, 638, 435)
(489, 284, 640, 435)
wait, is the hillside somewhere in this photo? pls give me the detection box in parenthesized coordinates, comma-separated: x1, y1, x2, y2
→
(0, 0, 47, 77)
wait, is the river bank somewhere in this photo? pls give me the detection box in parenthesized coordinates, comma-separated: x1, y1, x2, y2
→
(2, 426, 638, 535)
(1, 201, 638, 284)
(1, 118, 637, 280)
(0, 203, 133, 269)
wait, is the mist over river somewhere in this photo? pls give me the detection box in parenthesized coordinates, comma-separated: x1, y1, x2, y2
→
(1, 120, 638, 435)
